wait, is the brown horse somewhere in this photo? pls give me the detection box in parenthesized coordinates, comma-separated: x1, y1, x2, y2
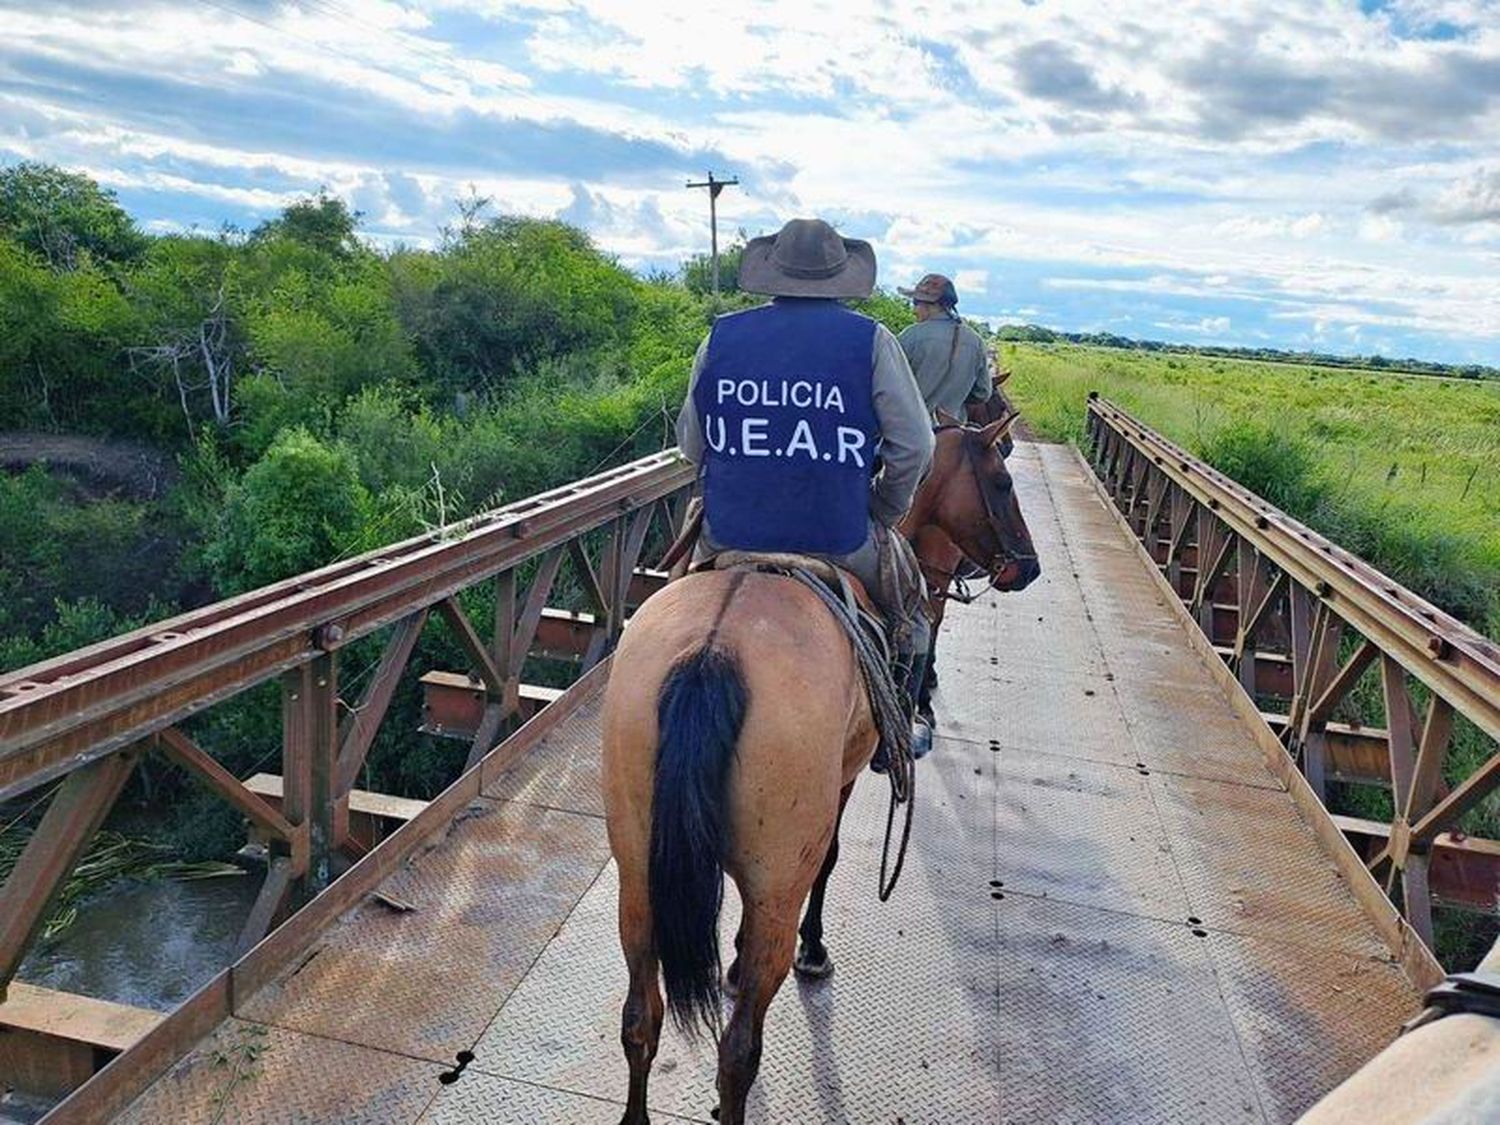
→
(601, 415, 1037, 1125)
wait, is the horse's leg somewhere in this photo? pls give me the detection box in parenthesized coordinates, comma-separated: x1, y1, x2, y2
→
(618, 871, 663, 1125)
(794, 781, 854, 978)
(725, 923, 745, 996)
(717, 907, 795, 1125)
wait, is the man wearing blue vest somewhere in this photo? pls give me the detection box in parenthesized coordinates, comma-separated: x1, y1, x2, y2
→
(676, 217, 937, 756)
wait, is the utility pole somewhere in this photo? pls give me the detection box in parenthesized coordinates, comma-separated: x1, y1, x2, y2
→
(686, 171, 738, 297)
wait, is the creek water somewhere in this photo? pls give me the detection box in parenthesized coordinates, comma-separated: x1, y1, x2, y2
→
(17, 874, 258, 1011)
(1, 876, 257, 1123)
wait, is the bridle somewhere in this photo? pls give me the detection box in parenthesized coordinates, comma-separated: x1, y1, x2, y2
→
(921, 422, 1037, 602)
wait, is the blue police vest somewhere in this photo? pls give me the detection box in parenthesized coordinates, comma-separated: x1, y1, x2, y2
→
(693, 299, 879, 554)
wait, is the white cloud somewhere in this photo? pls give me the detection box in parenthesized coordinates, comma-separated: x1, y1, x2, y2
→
(954, 269, 988, 296)
(1153, 315, 1231, 336)
(3, 0, 1500, 356)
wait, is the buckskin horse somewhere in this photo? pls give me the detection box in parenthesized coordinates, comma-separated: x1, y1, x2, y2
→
(602, 413, 1038, 1125)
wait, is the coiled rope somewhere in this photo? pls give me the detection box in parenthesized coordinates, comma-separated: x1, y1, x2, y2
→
(785, 569, 916, 901)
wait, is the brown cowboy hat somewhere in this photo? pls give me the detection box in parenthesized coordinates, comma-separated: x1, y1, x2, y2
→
(738, 218, 876, 299)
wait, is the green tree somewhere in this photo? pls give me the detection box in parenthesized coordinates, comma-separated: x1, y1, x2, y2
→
(0, 162, 146, 269)
(249, 191, 361, 259)
(205, 428, 372, 592)
(397, 217, 640, 399)
(0, 235, 142, 432)
(681, 234, 744, 296)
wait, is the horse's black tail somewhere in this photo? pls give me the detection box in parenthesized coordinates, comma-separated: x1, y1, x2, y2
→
(649, 645, 747, 1039)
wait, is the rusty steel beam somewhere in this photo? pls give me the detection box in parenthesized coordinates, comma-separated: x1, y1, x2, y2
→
(508, 549, 566, 675)
(1088, 397, 1500, 745)
(1337, 815, 1500, 914)
(0, 752, 138, 999)
(418, 673, 560, 739)
(0, 451, 693, 801)
(1090, 397, 1500, 957)
(435, 598, 505, 699)
(335, 609, 428, 797)
(154, 728, 295, 844)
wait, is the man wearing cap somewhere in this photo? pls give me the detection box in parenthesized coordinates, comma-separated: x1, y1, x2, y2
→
(897, 273, 993, 421)
(676, 218, 937, 755)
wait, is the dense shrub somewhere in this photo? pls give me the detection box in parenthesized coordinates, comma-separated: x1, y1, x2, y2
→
(204, 427, 372, 593)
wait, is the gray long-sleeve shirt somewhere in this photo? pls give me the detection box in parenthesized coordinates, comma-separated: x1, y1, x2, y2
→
(676, 305, 935, 528)
(897, 312, 992, 419)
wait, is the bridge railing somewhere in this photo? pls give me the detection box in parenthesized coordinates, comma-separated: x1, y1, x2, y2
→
(1086, 395, 1500, 961)
(0, 449, 695, 1003)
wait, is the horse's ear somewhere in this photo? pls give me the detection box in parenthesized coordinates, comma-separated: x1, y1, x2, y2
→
(979, 409, 1019, 448)
(993, 367, 1012, 386)
(934, 408, 963, 427)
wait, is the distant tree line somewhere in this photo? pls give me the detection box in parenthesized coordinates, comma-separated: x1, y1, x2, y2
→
(989, 323, 1499, 381)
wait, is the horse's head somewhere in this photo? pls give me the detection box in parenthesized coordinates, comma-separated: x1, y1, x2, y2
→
(907, 411, 1040, 592)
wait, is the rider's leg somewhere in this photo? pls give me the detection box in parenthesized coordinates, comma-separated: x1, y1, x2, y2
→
(828, 523, 934, 764)
(905, 611, 934, 759)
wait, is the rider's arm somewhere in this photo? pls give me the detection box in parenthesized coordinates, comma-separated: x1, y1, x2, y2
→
(966, 332, 992, 404)
(869, 325, 935, 526)
(675, 336, 710, 465)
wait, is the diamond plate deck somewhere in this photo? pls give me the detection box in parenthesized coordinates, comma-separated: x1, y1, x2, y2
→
(101, 440, 1423, 1124)
(113, 1019, 443, 1124)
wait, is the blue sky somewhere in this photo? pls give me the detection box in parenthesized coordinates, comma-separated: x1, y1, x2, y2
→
(3, 1, 1499, 363)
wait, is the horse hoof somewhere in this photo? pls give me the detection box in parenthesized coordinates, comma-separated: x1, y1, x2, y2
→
(794, 947, 834, 979)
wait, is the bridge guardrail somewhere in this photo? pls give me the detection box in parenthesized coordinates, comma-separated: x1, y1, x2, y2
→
(1086, 395, 1500, 961)
(0, 449, 695, 1005)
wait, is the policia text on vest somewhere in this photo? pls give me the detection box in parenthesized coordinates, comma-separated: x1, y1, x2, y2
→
(702, 379, 869, 465)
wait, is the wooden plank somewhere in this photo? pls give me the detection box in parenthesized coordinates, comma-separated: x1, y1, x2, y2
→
(0, 982, 163, 1053)
(244, 773, 429, 823)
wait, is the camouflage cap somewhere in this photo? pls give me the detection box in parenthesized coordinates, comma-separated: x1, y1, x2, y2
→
(898, 272, 959, 307)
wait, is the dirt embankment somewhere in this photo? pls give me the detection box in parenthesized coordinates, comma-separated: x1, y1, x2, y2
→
(0, 433, 179, 500)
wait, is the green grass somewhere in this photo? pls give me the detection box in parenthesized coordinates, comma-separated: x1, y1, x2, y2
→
(1003, 343, 1500, 639)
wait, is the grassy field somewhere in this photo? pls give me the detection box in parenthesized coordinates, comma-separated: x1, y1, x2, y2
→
(1002, 343, 1500, 640)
